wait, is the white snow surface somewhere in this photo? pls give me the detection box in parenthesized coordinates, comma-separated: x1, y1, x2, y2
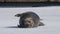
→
(0, 6, 60, 34)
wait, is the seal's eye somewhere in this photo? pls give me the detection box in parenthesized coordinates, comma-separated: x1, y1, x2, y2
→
(24, 20, 31, 23)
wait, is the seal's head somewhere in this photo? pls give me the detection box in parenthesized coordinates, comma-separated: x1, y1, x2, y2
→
(23, 17, 34, 28)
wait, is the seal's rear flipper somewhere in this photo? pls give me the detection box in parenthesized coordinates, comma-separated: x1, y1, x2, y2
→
(39, 22, 45, 26)
(15, 14, 22, 17)
(40, 19, 43, 21)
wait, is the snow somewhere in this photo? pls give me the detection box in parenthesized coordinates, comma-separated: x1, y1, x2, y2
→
(0, 6, 60, 34)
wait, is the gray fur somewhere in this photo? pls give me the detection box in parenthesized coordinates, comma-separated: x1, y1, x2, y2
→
(15, 12, 44, 28)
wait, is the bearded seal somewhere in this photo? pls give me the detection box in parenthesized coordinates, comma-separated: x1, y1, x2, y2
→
(15, 12, 44, 28)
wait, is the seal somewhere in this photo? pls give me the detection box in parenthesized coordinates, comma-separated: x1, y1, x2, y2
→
(15, 12, 44, 28)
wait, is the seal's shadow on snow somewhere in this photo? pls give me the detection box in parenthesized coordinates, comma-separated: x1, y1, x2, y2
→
(5, 26, 32, 28)
(5, 26, 29, 28)
(5, 26, 21, 28)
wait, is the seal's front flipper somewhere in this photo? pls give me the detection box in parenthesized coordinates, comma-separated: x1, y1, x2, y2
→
(18, 25, 21, 28)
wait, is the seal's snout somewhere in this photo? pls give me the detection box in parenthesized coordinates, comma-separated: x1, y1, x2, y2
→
(24, 23, 34, 28)
(25, 24, 29, 26)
